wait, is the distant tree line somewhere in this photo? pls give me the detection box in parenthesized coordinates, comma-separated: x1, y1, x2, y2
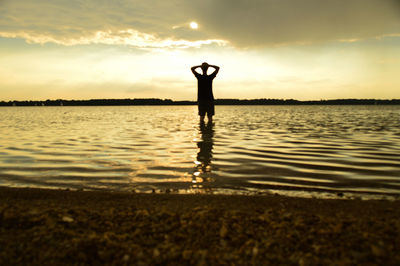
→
(214, 98, 400, 105)
(1, 98, 400, 106)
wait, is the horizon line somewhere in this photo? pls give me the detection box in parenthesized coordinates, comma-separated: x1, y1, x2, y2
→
(1, 98, 400, 107)
(2, 97, 400, 102)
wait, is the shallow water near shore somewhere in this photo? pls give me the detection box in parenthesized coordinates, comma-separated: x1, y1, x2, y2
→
(1, 105, 400, 199)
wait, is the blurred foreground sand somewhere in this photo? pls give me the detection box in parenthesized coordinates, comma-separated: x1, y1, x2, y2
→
(1, 187, 399, 265)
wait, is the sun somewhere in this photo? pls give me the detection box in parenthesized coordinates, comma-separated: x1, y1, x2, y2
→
(190, 21, 198, 29)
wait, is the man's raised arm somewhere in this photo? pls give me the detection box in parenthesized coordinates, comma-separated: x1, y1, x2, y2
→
(191, 65, 201, 75)
(209, 65, 220, 76)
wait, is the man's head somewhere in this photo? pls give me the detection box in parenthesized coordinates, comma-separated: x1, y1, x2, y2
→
(201, 62, 209, 74)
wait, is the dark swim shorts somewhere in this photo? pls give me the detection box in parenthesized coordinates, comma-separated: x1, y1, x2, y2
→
(198, 101, 215, 116)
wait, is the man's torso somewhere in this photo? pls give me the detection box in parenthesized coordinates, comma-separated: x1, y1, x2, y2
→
(196, 74, 216, 102)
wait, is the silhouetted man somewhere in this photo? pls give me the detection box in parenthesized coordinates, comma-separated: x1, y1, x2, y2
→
(191, 62, 220, 121)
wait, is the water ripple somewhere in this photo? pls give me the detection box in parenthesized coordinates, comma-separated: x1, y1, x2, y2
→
(1, 105, 400, 199)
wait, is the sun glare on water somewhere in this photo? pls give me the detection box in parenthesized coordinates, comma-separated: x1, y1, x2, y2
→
(190, 22, 198, 29)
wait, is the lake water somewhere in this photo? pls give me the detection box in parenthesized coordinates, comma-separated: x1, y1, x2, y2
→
(1, 105, 400, 199)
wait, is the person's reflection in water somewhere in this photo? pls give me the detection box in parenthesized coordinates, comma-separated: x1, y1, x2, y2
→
(193, 120, 214, 185)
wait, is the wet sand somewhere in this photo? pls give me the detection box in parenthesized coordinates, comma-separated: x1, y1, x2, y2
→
(1, 187, 399, 265)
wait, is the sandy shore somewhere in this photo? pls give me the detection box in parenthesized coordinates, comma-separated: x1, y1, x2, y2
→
(1, 187, 399, 265)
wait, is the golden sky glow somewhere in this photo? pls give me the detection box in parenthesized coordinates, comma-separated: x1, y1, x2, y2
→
(1, 0, 400, 101)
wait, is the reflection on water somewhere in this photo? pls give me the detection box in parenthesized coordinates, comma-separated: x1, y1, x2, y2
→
(193, 120, 214, 187)
(1, 105, 400, 199)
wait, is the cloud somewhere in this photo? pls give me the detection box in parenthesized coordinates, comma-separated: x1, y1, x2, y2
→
(0, 0, 399, 48)
(0, 0, 226, 48)
(0, 29, 227, 48)
(190, 0, 400, 47)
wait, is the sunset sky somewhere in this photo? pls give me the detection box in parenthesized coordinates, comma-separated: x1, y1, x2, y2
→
(1, 0, 400, 101)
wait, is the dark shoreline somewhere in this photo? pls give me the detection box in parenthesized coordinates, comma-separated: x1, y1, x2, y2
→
(1, 98, 400, 106)
(1, 187, 399, 265)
